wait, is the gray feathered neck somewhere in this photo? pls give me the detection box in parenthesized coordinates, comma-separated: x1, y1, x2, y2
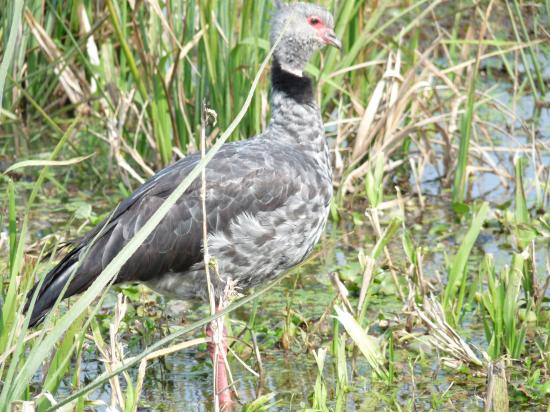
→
(265, 1, 334, 161)
(267, 58, 324, 156)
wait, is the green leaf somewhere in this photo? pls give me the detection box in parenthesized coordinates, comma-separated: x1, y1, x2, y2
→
(334, 305, 388, 380)
(443, 202, 489, 319)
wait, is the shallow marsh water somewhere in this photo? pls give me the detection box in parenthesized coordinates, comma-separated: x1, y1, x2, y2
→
(11, 197, 548, 411)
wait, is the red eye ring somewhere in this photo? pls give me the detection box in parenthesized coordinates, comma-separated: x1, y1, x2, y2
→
(307, 16, 323, 27)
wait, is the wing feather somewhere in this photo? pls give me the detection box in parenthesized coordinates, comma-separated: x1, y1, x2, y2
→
(26, 140, 308, 325)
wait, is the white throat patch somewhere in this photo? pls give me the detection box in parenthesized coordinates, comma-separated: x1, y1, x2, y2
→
(280, 63, 303, 77)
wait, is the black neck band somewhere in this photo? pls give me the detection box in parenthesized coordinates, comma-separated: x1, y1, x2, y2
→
(271, 59, 314, 104)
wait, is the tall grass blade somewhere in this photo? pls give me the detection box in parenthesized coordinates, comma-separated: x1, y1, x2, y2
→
(0, 0, 24, 110)
(3, 155, 94, 174)
(443, 202, 489, 322)
(484, 360, 509, 412)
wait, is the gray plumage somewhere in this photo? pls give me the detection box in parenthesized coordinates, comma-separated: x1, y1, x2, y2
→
(26, 2, 340, 326)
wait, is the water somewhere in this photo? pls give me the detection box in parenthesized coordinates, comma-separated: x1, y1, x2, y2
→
(27, 200, 545, 410)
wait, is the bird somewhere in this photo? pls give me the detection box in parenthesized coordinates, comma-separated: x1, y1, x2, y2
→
(25, 1, 341, 408)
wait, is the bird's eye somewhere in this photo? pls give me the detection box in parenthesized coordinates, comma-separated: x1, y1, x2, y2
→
(308, 16, 322, 27)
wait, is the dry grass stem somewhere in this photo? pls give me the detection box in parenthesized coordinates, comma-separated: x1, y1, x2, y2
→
(414, 296, 486, 369)
(24, 10, 88, 107)
(484, 360, 509, 412)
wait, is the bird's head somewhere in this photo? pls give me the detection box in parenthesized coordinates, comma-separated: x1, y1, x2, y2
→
(271, 1, 341, 77)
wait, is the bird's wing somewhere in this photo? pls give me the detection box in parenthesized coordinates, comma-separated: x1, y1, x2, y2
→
(27, 141, 305, 324)
(106, 142, 304, 283)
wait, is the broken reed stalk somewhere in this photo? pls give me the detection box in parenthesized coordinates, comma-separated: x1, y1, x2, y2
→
(366, 209, 405, 302)
(90, 295, 127, 410)
(484, 360, 509, 412)
(414, 295, 485, 369)
(357, 254, 375, 322)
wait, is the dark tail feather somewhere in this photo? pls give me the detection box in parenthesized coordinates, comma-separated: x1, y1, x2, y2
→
(24, 251, 81, 327)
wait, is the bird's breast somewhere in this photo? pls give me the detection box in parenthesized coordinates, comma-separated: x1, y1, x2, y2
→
(209, 175, 331, 283)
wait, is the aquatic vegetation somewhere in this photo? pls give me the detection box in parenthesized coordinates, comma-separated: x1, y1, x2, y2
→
(1, 0, 549, 410)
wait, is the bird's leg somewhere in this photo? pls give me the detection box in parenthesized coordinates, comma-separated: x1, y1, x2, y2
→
(207, 305, 232, 410)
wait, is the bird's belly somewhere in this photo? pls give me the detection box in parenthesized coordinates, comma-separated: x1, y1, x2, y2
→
(145, 269, 209, 301)
(145, 190, 331, 301)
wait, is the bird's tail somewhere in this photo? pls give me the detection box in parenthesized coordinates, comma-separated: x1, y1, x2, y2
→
(24, 250, 81, 327)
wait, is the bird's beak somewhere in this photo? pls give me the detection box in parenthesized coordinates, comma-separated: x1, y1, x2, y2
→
(322, 29, 342, 50)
